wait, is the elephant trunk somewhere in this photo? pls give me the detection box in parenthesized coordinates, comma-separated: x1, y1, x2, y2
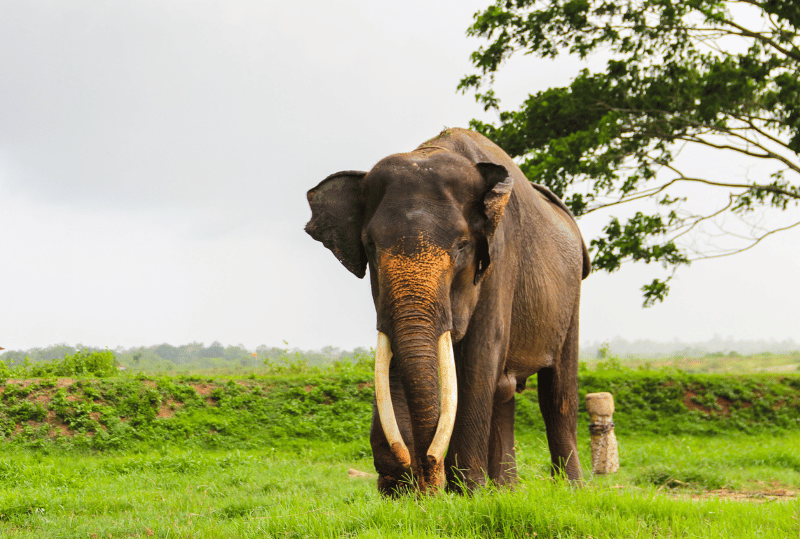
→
(375, 327, 457, 493)
(373, 241, 456, 493)
(393, 319, 440, 491)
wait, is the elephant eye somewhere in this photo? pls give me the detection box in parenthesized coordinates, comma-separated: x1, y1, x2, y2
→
(364, 239, 377, 256)
(454, 239, 472, 266)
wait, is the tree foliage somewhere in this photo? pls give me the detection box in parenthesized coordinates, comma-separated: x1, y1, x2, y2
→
(460, 0, 800, 305)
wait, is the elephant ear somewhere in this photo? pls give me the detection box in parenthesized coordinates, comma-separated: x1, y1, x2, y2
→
(305, 171, 368, 278)
(477, 162, 513, 238)
(474, 162, 513, 283)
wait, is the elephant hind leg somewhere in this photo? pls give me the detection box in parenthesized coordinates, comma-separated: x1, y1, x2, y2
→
(537, 313, 582, 482)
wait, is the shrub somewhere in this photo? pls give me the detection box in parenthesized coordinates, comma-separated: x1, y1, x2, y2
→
(56, 349, 118, 378)
(2, 350, 119, 379)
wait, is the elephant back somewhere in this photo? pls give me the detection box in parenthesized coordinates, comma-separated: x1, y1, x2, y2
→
(416, 128, 591, 279)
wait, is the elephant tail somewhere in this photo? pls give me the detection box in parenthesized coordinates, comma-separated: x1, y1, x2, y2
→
(580, 242, 591, 280)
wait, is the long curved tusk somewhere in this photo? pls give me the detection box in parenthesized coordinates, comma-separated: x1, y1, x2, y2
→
(426, 331, 457, 466)
(374, 332, 411, 468)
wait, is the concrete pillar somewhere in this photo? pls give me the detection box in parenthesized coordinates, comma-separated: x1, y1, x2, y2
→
(585, 392, 619, 474)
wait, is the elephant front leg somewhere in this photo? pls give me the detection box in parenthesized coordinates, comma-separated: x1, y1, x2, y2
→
(445, 328, 511, 491)
(444, 382, 494, 492)
(370, 366, 415, 496)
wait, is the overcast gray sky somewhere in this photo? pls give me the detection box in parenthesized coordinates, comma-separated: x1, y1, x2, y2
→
(1, 0, 798, 352)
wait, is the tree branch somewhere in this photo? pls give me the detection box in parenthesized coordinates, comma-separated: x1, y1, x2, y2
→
(738, 115, 798, 154)
(593, 105, 797, 171)
(659, 170, 800, 200)
(719, 17, 800, 62)
(691, 219, 800, 260)
(669, 194, 737, 244)
(583, 178, 682, 214)
(678, 134, 800, 175)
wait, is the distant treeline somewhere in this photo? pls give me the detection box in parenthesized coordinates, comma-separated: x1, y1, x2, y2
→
(0, 342, 371, 370)
(582, 336, 800, 358)
(4, 336, 799, 368)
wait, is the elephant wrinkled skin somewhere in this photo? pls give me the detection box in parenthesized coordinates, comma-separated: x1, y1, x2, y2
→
(306, 128, 590, 494)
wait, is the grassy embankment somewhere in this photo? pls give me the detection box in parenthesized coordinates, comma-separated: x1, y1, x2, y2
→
(0, 351, 798, 538)
(581, 350, 800, 374)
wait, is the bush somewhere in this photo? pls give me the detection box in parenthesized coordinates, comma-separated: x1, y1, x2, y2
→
(56, 349, 118, 378)
(4, 350, 119, 379)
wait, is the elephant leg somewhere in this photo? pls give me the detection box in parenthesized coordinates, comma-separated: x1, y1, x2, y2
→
(370, 365, 415, 496)
(487, 384, 517, 486)
(445, 336, 505, 491)
(444, 383, 494, 492)
(537, 314, 582, 481)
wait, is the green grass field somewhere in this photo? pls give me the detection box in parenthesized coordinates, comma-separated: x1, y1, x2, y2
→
(1, 433, 798, 538)
(1, 353, 798, 538)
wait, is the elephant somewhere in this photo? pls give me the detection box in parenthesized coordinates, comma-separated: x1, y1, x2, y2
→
(305, 128, 590, 494)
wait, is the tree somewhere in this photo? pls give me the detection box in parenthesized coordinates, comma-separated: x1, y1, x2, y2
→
(459, 0, 800, 305)
(201, 341, 226, 359)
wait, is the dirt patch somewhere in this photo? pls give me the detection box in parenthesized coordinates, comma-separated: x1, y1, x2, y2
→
(31, 392, 53, 405)
(613, 484, 797, 503)
(189, 383, 218, 405)
(192, 384, 214, 397)
(157, 398, 183, 419)
(684, 488, 796, 502)
(3, 379, 37, 389)
(683, 390, 751, 415)
(348, 468, 376, 478)
(684, 390, 705, 412)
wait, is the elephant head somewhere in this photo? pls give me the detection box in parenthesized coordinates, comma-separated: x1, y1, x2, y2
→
(306, 149, 513, 492)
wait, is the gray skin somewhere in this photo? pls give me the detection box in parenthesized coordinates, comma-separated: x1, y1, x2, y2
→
(306, 128, 590, 494)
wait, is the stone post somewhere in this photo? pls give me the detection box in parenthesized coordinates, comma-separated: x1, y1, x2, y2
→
(585, 392, 619, 474)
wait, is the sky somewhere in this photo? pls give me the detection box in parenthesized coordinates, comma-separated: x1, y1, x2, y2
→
(1, 0, 798, 353)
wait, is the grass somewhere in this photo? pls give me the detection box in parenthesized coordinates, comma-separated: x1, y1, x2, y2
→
(583, 432, 800, 492)
(0, 433, 798, 538)
(0, 355, 798, 537)
(513, 430, 800, 492)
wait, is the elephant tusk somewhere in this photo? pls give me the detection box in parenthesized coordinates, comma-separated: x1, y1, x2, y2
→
(426, 331, 457, 467)
(374, 332, 412, 468)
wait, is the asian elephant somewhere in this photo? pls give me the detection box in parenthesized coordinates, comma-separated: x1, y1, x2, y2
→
(305, 128, 590, 494)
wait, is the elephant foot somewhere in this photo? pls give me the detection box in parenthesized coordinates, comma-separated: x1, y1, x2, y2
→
(416, 458, 446, 495)
(377, 474, 413, 497)
(378, 461, 445, 496)
(445, 467, 487, 494)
